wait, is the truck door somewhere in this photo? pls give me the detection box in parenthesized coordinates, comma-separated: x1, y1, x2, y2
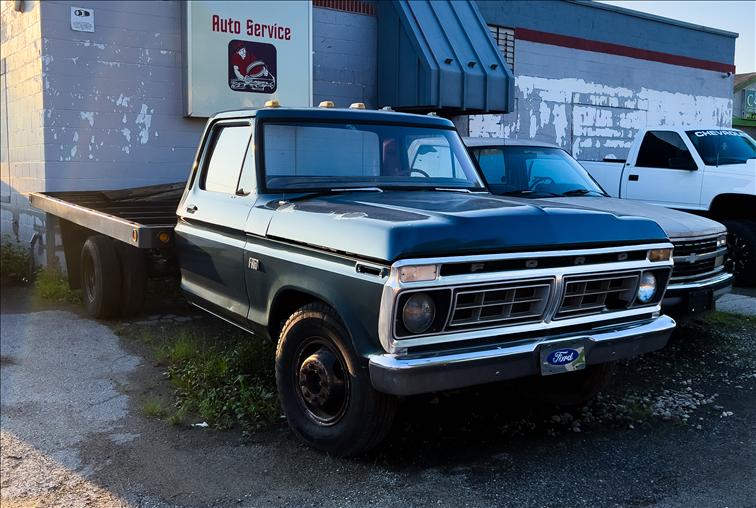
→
(624, 130, 703, 210)
(175, 122, 256, 326)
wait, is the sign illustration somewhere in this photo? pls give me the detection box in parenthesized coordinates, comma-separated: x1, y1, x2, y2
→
(228, 40, 277, 93)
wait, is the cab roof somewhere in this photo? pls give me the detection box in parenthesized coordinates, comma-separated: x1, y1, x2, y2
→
(211, 107, 456, 128)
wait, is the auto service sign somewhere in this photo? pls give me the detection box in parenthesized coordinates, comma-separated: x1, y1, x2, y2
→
(183, 1, 312, 117)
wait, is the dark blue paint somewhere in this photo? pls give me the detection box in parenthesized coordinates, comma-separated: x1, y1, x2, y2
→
(546, 349, 579, 366)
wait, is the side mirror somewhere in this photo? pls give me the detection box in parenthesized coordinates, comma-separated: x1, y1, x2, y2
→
(668, 158, 697, 170)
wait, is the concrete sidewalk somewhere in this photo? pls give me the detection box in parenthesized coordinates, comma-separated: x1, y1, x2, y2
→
(716, 293, 756, 315)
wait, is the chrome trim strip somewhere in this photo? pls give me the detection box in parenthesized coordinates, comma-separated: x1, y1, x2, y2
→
(665, 271, 733, 292)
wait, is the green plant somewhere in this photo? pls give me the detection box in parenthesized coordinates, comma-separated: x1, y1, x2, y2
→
(141, 394, 167, 419)
(33, 269, 81, 303)
(168, 405, 188, 426)
(165, 327, 281, 431)
(0, 234, 30, 283)
(703, 311, 756, 330)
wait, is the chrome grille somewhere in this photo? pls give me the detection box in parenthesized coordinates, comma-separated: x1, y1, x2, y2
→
(671, 236, 725, 283)
(448, 280, 553, 330)
(555, 273, 639, 319)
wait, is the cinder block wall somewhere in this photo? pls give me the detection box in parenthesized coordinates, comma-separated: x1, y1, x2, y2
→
(1, 0, 45, 247)
(469, 1, 737, 161)
(312, 5, 378, 108)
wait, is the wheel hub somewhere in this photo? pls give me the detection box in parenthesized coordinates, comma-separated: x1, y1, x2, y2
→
(298, 348, 344, 408)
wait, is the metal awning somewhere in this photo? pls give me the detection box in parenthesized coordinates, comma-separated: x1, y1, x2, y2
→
(378, 0, 514, 115)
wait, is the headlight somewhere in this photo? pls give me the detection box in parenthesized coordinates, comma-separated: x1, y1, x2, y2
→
(637, 272, 657, 303)
(402, 293, 436, 334)
(717, 235, 727, 248)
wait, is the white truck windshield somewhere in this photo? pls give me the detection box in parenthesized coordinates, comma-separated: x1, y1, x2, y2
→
(685, 129, 756, 166)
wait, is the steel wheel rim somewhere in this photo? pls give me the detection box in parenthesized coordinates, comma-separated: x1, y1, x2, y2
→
(293, 337, 349, 426)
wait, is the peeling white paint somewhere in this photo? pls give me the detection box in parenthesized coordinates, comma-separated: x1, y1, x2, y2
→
(90, 136, 95, 143)
(135, 104, 152, 144)
(116, 95, 130, 107)
(70, 146, 77, 157)
(41, 54, 53, 66)
(122, 146, 130, 155)
(71, 57, 78, 64)
(122, 114, 127, 124)
(121, 128, 131, 143)
(80, 112, 94, 126)
(73, 132, 79, 142)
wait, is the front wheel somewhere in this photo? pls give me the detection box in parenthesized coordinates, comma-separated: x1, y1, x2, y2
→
(276, 303, 396, 456)
(724, 219, 756, 287)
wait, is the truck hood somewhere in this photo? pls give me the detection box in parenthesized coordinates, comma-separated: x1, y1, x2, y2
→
(530, 197, 726, 239)
(264, 191, 667, 262)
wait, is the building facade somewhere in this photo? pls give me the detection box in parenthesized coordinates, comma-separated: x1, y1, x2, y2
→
(0, 0, 739, 270)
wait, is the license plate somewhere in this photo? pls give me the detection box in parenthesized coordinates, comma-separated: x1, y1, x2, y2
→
(688, 289, 713, 314)
(540, 339, 587, 376)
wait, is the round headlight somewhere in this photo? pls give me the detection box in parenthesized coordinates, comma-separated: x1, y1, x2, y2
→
(637, 272, 657, 303)
(402, 293, 436, 334)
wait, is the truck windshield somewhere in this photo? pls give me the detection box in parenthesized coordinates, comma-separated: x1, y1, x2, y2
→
(469, 146, 606, 197)
(685, 129, 756, 166)
(261, 122, 485, 192)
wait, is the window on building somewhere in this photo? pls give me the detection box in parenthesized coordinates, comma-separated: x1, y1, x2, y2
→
(488, 25, 514, 73)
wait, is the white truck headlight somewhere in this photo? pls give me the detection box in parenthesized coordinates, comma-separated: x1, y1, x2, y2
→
(402, 293, 436, 333)
(637, 272, 657, 303)
(717, 235, 727, 248)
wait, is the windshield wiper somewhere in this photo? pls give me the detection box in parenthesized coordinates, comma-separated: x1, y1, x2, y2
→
(276, 187, 384, 206)
(560, 188, 609, 197)
(500, 189, 562, 198)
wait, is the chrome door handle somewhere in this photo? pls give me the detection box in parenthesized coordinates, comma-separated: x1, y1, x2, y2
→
(185, 204, 197, 213)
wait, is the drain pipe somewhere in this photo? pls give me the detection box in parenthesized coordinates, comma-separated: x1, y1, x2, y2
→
(29, 232, 42, 275)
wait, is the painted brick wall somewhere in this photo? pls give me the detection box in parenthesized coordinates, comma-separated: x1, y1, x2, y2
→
(1, 0, 45, 247)
(312, 6, 377, 108)
(475, 0, 736, 67)
(469, 1, 737, 162)
(39, 1, 205, 192)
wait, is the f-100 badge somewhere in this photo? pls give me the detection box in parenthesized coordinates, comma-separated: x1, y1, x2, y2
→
(228, 40, 277, 93)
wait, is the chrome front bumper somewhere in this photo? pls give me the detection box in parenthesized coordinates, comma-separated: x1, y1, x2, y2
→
(662, 272, 734, 317)
(369, 314, 676, 396)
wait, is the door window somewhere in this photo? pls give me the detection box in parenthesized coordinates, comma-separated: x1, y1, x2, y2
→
(202, 125, 253, 194)
(636, 131, 695, 169)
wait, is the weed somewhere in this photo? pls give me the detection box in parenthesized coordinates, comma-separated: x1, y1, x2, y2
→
(33, 269, 81, 303)
(625, 400, 653, 422)
(147, 277, 183, 299)
(163, 327, 281, 432)
(0, 234, 31, 283)
(141, 394, 166, 419)
(703, 311, 756, 330)
(168, 405, 188, 426)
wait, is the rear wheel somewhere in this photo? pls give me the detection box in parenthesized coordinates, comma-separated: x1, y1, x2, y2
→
(724, 219, 756, 287)
(516, 361, 617, 406)
(276, 303, 396, 456)
(112, 240, 148, 317)
(80, 235, 122, 319)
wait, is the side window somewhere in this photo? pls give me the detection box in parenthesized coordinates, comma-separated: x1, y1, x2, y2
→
(636, 131, 694, 169)
(202, 125, 252, 194)
(237, 127, 257, 195)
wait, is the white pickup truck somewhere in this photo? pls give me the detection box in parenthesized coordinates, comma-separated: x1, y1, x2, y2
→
(580, 126, 756, 286)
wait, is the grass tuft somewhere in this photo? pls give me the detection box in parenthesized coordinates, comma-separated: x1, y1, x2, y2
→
(33, 269, 81, 303)
(141, 393, 167, 419)
(703, 311, 756, 330)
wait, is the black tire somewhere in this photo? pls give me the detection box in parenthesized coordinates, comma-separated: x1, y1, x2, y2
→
(276, 303, 397, 457)
(724, 219, 756, 287)
(112, 240, 148, 317)
(516, 361, 617, 407)
(80, 235, 122, 319)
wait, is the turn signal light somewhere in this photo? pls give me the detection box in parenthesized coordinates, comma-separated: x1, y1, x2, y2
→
(398, 265, 438, 283)
(158, 232, 170, 243)
(647, 248, 671, 262)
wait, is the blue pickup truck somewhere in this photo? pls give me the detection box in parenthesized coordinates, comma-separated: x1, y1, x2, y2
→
(31, 106, 676, 456)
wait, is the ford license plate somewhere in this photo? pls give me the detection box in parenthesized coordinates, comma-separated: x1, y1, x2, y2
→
(540, 339, 587, 376)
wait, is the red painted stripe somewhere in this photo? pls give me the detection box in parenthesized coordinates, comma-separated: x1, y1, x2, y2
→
(516, 27, 735, 74)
